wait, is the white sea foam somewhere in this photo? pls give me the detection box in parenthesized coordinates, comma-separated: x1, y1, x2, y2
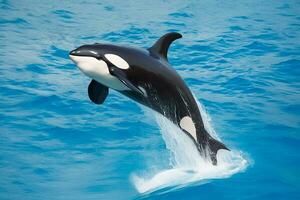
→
(132, 100, 248, 194)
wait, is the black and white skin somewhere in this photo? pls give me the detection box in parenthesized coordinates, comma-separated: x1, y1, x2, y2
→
(69, 32, 229, 165)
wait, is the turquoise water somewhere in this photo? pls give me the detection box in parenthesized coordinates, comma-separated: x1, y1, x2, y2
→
(0, 0, 300, 199)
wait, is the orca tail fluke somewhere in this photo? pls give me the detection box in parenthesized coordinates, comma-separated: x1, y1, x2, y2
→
(207, 137, 229, 165)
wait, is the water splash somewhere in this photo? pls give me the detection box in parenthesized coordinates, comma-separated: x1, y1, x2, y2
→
(132, 100, 248, 194)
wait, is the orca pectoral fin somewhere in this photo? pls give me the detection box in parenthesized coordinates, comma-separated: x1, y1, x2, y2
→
(109, 66, 144, 96)
(88, 79, 109, 104)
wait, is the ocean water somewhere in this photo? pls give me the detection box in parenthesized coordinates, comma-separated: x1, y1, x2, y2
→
(0, 0, 299, 199)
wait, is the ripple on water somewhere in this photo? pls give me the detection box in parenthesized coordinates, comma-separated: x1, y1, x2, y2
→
(52, 9, 74, 19)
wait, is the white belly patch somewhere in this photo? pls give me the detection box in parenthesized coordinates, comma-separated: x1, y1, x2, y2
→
(180, 116, 197, 142)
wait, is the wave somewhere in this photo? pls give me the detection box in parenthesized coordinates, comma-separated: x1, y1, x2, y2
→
(132, 100, 248, 194)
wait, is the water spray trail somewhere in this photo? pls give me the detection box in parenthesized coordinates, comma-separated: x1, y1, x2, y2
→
(132, 100, 248, 194)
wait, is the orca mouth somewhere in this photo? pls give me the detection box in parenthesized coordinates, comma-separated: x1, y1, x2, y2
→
(69, 50, 80, 56)
(69, 50, 95, 65)
(69, 50, 101, 65)
(69, 45, 100, 58)
(69, 54, 80, 63)
(69, 50, 95, 57)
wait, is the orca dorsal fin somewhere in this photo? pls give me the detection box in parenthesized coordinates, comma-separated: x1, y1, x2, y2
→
(149, 32, 182, 61)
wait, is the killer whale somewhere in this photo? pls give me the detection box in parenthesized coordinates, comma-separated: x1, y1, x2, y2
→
(69, 32, 229, 164)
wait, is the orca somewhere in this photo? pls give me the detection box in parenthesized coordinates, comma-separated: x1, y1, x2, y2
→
(69, 32, 229, 165)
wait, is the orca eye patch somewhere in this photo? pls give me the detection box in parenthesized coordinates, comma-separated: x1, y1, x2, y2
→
(104, 54, 129, 69)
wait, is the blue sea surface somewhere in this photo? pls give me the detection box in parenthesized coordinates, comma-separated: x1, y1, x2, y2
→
(0, 0, 299, 199)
